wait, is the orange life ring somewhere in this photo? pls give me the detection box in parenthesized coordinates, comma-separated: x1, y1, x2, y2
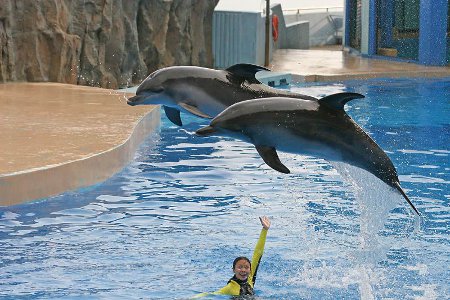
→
(272, 14, 279, 42)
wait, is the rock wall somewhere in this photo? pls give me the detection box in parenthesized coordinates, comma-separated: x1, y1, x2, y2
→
(0, 0, 218, 89)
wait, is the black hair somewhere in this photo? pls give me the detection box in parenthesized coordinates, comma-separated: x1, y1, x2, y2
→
(232, 256, 251, 270)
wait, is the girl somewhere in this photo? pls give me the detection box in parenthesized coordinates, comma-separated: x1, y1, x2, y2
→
(194, 216, 271, 298)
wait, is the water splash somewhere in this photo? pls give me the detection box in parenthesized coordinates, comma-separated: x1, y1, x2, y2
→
(331, 162, 407, 250)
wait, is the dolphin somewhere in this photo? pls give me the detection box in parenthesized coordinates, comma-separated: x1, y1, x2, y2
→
(195, 93, 420, 216)
(127, 64, 317, 126)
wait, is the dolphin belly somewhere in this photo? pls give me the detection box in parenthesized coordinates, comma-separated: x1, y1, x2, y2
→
(249, 126, 343, 162)
(248, 124, 395, 187)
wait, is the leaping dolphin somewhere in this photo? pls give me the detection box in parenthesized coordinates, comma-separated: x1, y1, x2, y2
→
(127, 64, 317, 126)
(195, 93, 420, 216)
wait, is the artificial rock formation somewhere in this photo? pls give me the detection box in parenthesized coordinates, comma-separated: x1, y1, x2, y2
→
(0, 0, 218, 89)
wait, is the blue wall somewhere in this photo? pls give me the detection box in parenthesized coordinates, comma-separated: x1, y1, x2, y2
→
(345, 0, 449, 66)
(419, 0, 448, 65)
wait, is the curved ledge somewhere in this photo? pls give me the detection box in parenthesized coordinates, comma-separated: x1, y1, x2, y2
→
(0, 83, 160, 206)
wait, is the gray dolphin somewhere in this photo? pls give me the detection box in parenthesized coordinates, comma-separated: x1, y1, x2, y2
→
(195, 94, 420, 216)
(127, 64, 317, 126)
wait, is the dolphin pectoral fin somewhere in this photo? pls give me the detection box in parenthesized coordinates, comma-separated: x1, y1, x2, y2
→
(163, 106, 183, 126)
(179, 103, 213, 119)
(255, 145, 290, 174)
(394, 181, 421, 216)
(319, 92, 365, 110)
(225, 64, 271, 84)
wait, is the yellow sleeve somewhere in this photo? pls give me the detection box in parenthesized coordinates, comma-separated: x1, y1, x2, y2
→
(214, 281, 240, 295)
(191, 281, 240, 298)
(249, 228, 268, 285)
(191, 292, 209, 299)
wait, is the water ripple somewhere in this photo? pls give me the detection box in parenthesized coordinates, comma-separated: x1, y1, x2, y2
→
(1, 78, 449, 299)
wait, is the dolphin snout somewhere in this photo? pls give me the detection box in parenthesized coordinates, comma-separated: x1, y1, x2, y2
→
(195, 125, 217, 136)
(127, 95, 142, 106)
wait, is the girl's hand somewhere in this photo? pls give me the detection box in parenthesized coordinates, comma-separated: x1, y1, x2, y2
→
(259, 216, 271, 230)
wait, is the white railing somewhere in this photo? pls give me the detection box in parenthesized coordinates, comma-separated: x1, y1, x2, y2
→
(283, 6, 344, 15)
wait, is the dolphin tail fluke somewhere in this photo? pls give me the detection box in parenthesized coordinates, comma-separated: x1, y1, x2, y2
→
(394, 181, 420, 216)
(164, 106, 183, 126)
(255, 146, 290, 174)
(195, 125, 217, 136)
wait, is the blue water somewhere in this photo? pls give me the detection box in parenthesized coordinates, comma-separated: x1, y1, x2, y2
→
(1, 77, 449, 299)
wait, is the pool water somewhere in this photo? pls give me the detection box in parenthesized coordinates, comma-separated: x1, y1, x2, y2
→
(1, 77, 449, 299)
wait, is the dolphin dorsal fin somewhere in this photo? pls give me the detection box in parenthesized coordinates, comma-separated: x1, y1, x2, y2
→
(163, 106, 183, 126)
(225, 64, 271, 83)
(319, 92, 365, 110)
(255, 145, 290, 174)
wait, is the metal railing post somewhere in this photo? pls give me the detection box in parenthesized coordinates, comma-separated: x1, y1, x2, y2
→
(265, 0, 270, 67)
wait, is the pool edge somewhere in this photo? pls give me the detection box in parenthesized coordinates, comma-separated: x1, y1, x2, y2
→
(0, 108, 161, 206)
(290, 71, 450, 83)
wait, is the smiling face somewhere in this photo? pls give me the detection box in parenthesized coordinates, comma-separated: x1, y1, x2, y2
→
(233, 258, 251, 281)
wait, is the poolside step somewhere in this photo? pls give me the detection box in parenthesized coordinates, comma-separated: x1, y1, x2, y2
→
(256, 71, 292, 87)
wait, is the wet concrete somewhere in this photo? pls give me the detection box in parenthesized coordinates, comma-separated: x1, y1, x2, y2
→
(271, 48, 450, 82)
(0, 83, 159, 205)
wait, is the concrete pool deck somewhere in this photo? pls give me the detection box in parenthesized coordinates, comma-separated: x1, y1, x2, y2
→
(271, 47, 450, 82)
(1, 48, 450, 206)
(0, 83, 159, 206)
